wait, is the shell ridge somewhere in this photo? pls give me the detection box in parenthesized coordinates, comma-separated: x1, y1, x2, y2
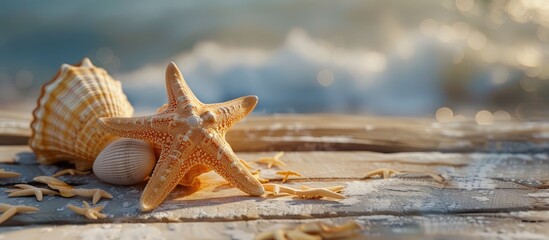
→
(30, 58, 134, 170)
(93, 138, 156, 185)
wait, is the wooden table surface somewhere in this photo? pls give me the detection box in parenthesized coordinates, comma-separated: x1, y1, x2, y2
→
(0, 113, 548, 239)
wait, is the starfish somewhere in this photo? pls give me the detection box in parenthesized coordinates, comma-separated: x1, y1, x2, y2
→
(6, 184, 58, 201)
(33, 176, 112, 204)
(0, 203, 39, 224)
(255, 152, 287, 169)
(239, 159, 255, 170)
(98, 62, 264, 211)
(263, 184, 345, 199)
(256, 220, 362, 240)
(252, 170, 269, 183)
(67, 201, 107, 220)
(363, 168, 445, 183)
(0, 169, 20, 178)
(52, 169, 91, 177)
(362, 168, 400, 179)
(276, 170, 302, 183)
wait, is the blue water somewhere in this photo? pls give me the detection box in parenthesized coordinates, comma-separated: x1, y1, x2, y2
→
(0, 1, 547, 118)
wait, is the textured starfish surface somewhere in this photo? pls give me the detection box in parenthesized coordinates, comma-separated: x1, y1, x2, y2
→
(256, 152, 287, 169)
(0, 203, 39, 224)
(0, 169, 21, 178)
(98, 62, 264, 211)
(52, 169, 91, 177)
(33, 176, 112, 204)
(6, 184, 58, 201)
(67, 201, 107, 220)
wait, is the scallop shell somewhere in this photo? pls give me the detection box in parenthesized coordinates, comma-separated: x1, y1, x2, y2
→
(29, 58, 133, 171)
(93, 138, 156, 185)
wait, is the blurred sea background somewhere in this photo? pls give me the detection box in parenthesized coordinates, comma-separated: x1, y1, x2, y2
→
(1, 0, 548, 123)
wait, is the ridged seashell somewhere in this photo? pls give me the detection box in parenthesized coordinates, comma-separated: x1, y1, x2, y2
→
(29, 58, 134, 171)
(93, 138, 156, 185)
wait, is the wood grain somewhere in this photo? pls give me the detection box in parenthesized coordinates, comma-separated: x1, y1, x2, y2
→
(1, 213, 548, 239)
(0, 112, 547, 239)
(2, 114, 549, 152)
(0, 150, 547, 227)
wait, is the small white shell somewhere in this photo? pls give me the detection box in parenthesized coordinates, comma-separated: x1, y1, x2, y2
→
(93, 138, 156, 185)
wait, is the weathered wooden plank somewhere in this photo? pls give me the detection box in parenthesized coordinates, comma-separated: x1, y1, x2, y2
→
(0, 176, 546, 226)
(2, 114, 549, 152)
(230, 115, 549, 153)
(1, 213, 548, 240)
(0, 146, 32, 164)
(0, 117, 30, 145)
(3, 149, 547, 183)
(0, 151, 547, 226)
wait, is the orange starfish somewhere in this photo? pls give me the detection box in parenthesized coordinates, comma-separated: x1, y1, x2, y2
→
(0, 204, 39, 224)
(0, 169, 20, 178)
(67, 201, 107, 220)
(98, 62, 264, 211)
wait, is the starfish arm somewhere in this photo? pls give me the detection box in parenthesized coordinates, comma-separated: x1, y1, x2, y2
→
(67, 205, 95, 219)
(286, 230, 321, 240)
(206, 95, 258, 133)
(92, 191, 101, 205)
(164, 62, 201, 112)
(0, 169, 21, 178)
(7, 189, 34, 198)
(93, 205, 105, 212)
(0, 207, 17, 224)
(140, 145, 195, 212)
(8, 189, 41, 201)
(52, 169, 70, 177)
(52, 169, 90, 177)
(296, 188, 345, 199)
(98, 114, 175, 145)
(274, 151, 284, 159)
(34, 190, 43, 201)
(33, 176, 73, 190)
(201, 136, 264, 196)
(363, 168, 400, 179)
(84, 211, 98, 220)
(94, 211, 107, 219)
(0, 204, 10, 211)
(63, 189, 112, 204)
(67, 204, 81, 213)
(14, 184, 34, 189)
(178, 164, 211, 186)
(41, 189, 59, 195)
(92, 190, 112, 204)
(15, 206, 39, 213)
(59, 189, 76, 198)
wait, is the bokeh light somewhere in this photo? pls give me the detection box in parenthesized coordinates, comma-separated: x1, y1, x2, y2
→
(317, 69, 334, 87)
(456, 0, 475, 12)
(475, 110, 494, 125)
(0, 1, 547, 119)
(436, 107, 454, 123)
